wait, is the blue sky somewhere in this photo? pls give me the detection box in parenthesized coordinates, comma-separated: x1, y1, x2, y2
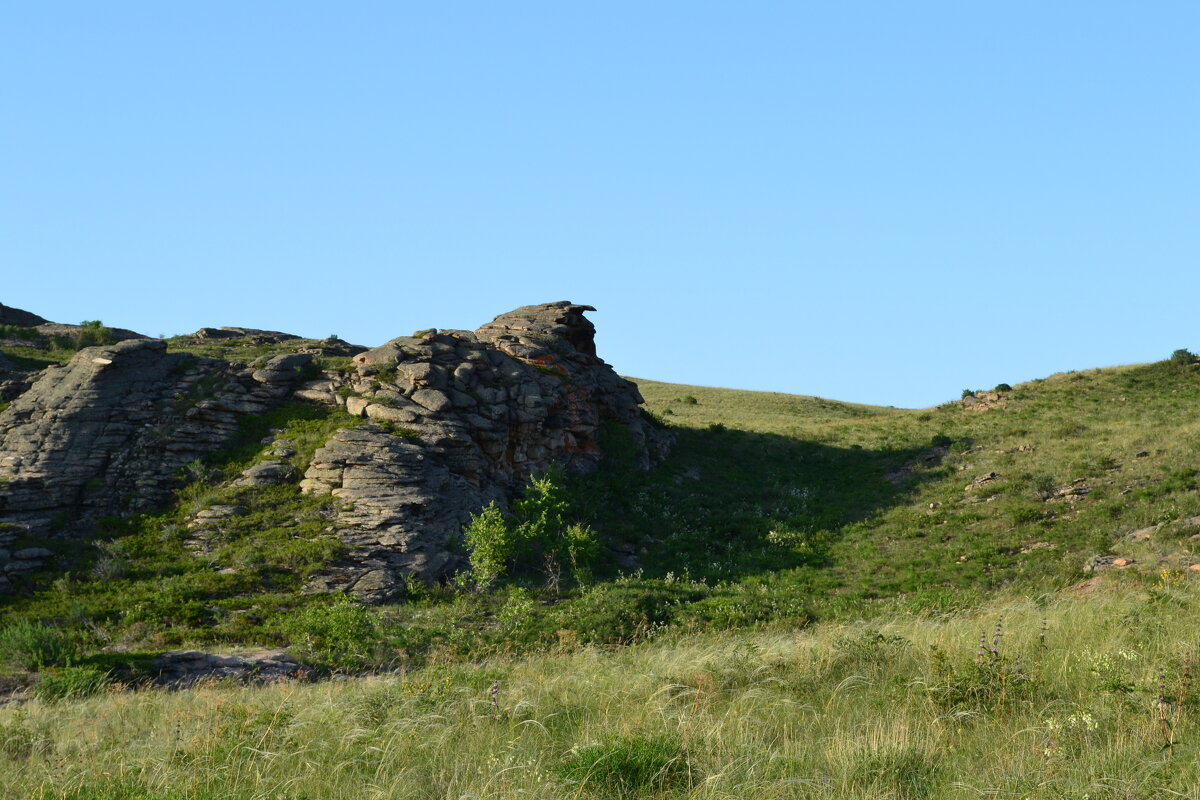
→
(3, 2, 1197, 407)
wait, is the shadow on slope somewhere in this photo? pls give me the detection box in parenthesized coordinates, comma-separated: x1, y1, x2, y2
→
(574, 422, 948, 584)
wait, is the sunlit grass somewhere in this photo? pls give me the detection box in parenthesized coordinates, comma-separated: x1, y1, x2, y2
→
(6, 583, 1200, 798)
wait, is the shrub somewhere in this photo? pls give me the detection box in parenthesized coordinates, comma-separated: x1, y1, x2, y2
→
(0, 620, 75, 671)
(961, 389, 975, 399)
(1170, 348, 1195, 366)
(463, 502, 513, 589)
(463, 471, 599, 589)
(1031, 473, 1057, 499)
(557, 733, 693, 798)
(33, 665, 112, 702)
(994, 383, 1012, 392)
(284, 597, 382, 672)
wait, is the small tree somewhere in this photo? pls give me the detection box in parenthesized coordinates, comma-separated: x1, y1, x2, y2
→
(463, 502, 513, 589)
(1170, 349, 1195, 367)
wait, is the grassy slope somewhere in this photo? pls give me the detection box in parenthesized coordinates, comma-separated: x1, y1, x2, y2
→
(630, 362, 1200, 606)
(6, 355, 1200, 796)
(5, 586, 1200, 798)
(5, 350, 1200, 659)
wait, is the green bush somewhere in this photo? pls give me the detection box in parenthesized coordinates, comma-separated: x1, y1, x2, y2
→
(463, 502, 514, 589)
(47, 320, 116, 351)
(1170, 348, 1195, 366)
(557, 733, 693, 798)
(0, 620, 75, 671)
(284, 597, 382, 672)
(462, 470, 599, 589)
(33, 665, 112, 702)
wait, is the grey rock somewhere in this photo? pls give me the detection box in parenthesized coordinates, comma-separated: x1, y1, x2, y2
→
(234, 461, 297, 487)
(151, 649, 308, 687)
(194, 505, 246, 519)
(0, 302, 50, 327)
(13, 547, 53, 559)
(302, 302, 673, 600)
(411, 389, 453, 412)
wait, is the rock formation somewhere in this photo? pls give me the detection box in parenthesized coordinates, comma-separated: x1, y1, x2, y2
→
(0, 303, 49, 328)
(298, 302, 671, 600)
(0, 340, 316, 583)
(0, 301, 670, 600)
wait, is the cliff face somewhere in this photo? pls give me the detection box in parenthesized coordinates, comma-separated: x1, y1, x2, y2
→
(0, 302, 670, 599)
(298, 302, 671, 600)
(0, 339, 316, 582)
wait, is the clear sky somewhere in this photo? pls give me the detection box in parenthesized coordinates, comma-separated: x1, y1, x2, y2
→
(3, 2, 1197, 408)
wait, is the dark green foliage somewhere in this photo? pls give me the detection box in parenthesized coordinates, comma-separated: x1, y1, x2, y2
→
(0, 324, 39, 340)
(33, 665, 111, 701)
(463, 470, 599, 589)
(927, 638, 1040, 712)
(284, 596, 382, 672)
(833, 628, 911, 670)
(1170, 348, 1195, 366)
(557, 733, 693, 798)
(462, 503, 511, 588)
(0, 620, 75, 671)
(994, 383, 1013, 392)
(961, 389, 976, 399)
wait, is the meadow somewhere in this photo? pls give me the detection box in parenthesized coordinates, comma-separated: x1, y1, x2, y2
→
(4, 584, 1199, 799)
(5, 344, 1200, 797)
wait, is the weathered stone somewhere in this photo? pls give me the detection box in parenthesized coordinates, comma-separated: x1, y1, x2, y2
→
(194, 505, 246, 520)
(365, 404, 420, 423)
(301, 302, 672, 601)
(0, 303, 49, 327)
(151, 649, 308, 687)
(233, 461, 297, 487)
(411, 389, 453, 412)
(13, 547, 53, 559)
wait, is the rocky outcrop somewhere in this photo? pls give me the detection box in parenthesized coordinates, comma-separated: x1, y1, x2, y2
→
(151, 649, 308, 687)
(0, 303, 49, 328)
(300, 301, 671, 601)
(0, 340, 316, 581)
(0, 301, 669, 599)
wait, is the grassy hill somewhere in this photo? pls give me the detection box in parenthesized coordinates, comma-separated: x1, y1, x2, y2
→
(3, 350, 1200, 663)
(5, 347, 1200, 796)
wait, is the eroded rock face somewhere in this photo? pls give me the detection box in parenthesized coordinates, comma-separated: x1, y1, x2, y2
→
(0, 301, 669, 599)
(301, 301, 671, 601)
(0, 303, 49, 328)
(0, 340, 315, 579)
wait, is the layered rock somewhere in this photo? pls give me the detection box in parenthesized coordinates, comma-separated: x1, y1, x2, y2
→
(0, 300, 669, 599)
(0, 340, 315, 581)
(300, 301, 671, 601)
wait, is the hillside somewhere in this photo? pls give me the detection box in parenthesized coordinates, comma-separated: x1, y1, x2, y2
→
(1, 303, 1199, 681)
(5, 306, 1200, 796)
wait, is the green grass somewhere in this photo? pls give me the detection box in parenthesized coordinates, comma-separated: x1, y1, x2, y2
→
(7, 355, 1200, 669)
(6, 585, 1200, 798)
(6, 352, 1200, 794)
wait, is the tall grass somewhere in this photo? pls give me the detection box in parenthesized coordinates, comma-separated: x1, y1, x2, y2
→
(6, 584, 1200, 798)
